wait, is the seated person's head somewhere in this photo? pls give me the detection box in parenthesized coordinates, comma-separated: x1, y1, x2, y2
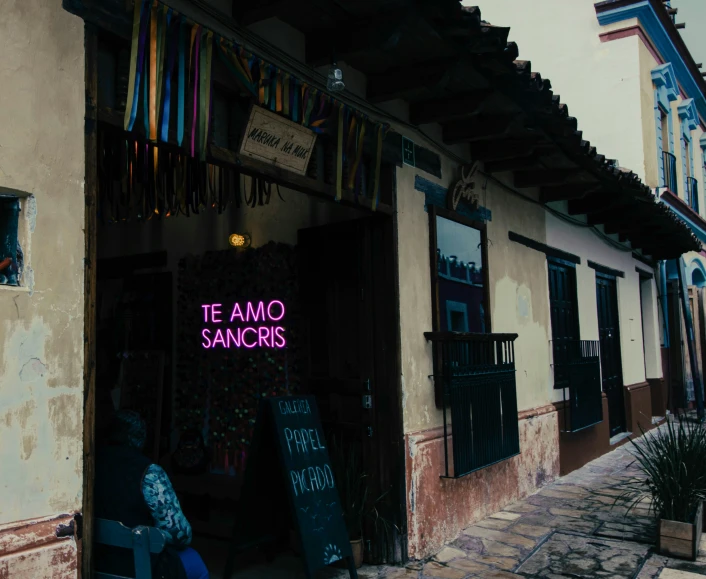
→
(108, 409, 147, 451)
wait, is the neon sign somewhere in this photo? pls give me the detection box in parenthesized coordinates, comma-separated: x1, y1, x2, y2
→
(201, 300, 286, 349)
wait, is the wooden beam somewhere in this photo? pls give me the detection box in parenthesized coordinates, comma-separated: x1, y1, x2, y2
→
(442, 114, 521, 145)
(483, 155, 543, 174)
(540, 184, 601, 203)
(209, 146, 393, 214)
(410, 90, 493, 125)
(514, 169, 586, 189)
(82, 23, 99, 579)
(234, 0, 303, 25)
(367, 60, 451, 103)
(567, 195, 634, 216)
(305, 11, 411, 67)
(469, 138, 538, 162)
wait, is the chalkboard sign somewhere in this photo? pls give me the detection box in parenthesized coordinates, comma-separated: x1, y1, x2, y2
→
(233, 396, 357, 579)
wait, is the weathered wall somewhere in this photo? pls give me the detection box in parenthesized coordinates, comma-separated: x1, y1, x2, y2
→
(0, 0, 85, 575)
(404, 407, 558, 559)
(396, 160, 558, 558)
(0, 0, 85, 519)
(545, 208, 660, 386)
(397, 167, 553, 436)
(473, 0, 646, 181)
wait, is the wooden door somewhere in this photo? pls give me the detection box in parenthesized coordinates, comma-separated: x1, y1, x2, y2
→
(548, 259, 580, 389)
(596, 274, 625, 436)
(298, 216, 403, 562)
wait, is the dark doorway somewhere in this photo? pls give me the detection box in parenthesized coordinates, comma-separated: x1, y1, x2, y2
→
(298, 215, 404, 562)
(548, 259, 580, 389)
(596, 274, 625, 436)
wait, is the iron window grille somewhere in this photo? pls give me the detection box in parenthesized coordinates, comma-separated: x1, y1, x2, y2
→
(687, 176, 699, 214)
(663, 151, 678, 193)
(555, 340, 603, 433)
(425, 331, 520, 478)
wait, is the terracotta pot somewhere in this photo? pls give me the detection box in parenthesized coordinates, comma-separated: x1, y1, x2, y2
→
(350, 538, 364, 569)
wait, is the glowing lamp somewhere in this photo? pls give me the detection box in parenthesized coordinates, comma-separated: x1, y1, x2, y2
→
(229, 233, 251, 248)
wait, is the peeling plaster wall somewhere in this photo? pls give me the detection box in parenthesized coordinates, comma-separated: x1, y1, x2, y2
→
(396, 161, 558, 557)
(0, 0, 85, 538)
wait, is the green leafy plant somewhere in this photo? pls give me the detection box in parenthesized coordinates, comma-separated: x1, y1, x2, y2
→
(616, 414, 706, 523)
(328, 436, 399, 542)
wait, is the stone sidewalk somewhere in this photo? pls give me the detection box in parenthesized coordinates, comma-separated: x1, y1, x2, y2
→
(346, 421, 706, 579)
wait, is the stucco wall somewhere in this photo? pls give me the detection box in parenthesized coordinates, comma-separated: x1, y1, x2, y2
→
(0, 0, 86, 531)
(397, 167, 552, 436)
(473, 0, 646, 181)
(545, 208, 661, 386)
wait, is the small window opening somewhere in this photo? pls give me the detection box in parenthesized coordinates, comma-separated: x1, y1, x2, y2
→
(661, 110, 670, 153)
(0, 196, 22, 286)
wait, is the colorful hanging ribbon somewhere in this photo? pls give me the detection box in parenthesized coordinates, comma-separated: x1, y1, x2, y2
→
(161, 10, 176, 142)
(124, 0, 150, 132)
(190, 25, 202, 157)
(177, 19, 186, 146)
(199, 30, 213, 160)
(335, 102, 344, 201)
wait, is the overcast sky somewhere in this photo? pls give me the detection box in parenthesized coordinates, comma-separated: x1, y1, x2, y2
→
(676, 0, 706, 68)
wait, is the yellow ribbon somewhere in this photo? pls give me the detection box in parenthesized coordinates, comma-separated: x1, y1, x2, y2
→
(124, 0, 143, 131)
(149, 2, 158, 140)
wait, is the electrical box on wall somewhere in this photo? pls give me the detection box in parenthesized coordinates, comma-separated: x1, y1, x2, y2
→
(402, 137, 415, 167)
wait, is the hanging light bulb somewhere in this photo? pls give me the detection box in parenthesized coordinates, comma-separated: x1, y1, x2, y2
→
(327, 61, 345, 92)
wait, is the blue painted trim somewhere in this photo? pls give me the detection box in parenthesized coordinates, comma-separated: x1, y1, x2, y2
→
(700, 134, 706, 149)
(688, 258, 706, 288)
(415, 175, 492, 222)
(652, 63, 679, 106)
(598, 2, 706, 124)
(678, 98, 699, 132)
(658, 196, 706, 243)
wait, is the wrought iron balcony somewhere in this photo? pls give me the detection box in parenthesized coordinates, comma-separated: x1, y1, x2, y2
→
(687, 176, 699, 214)
(663, 151, 678, 193)
(554, 340, 603, 433)
(425, 332, 519, 478)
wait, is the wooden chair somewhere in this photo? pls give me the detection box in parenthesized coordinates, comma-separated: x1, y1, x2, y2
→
(94, 518, 167, 579)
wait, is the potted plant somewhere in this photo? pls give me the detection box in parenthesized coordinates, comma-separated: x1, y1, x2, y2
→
(328, 436, 368, 568)
(616, 414, 706, 561)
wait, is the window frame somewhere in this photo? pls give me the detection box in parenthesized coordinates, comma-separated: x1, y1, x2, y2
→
(428, 204, 491, 334)
(547, 256, 581, 390)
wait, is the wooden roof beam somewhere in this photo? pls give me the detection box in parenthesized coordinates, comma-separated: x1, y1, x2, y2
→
(513, 168, 588, 189)
(540, 184, 602, 203)
(410, 89, 494, 125)
(469, 138, 538, 162)
(567, 195, 632, 216)
(367, 60, 450, 103)
(305, 11, 413, 67)
(442, 113, 522, 145)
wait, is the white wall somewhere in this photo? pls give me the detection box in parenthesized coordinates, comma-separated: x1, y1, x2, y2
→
(472, 0, 647, 181)
(546, 207, 662, 389)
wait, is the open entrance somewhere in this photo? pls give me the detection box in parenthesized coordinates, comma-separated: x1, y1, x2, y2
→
(595, 274, 626, 436)
(86, 24, 404, 579)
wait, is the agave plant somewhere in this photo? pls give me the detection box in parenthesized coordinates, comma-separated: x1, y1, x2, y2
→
(617, 413, 706, 523)
(328, 435, 400, 543)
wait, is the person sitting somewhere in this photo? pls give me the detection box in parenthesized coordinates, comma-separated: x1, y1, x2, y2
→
(94, 409, 209, 579)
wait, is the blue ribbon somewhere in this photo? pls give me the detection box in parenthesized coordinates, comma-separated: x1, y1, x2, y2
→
(127, 0, 150, 132)
(161, 10, 176, 142)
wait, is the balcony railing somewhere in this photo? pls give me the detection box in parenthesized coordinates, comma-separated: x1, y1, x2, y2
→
(663, 151, 678, 193)
(425, 332, 520, 478)
(687, 176, 699, 214)
(554, 340, 603, 433)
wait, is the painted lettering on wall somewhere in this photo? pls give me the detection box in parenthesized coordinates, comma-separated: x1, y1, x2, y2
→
(201, 300, 286, 349)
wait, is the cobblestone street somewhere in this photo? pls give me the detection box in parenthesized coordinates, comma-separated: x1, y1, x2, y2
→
(326, 422, 706, 579)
